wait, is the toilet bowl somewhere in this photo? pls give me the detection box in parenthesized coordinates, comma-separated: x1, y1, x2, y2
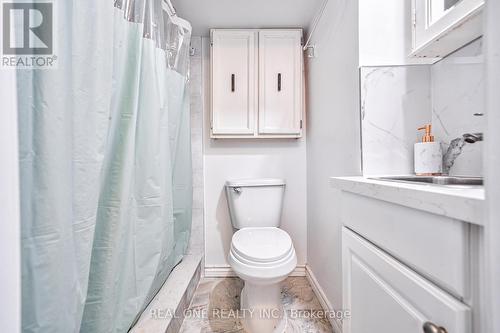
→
(225, 179, 297, 333)
(228, 227, 297, 333)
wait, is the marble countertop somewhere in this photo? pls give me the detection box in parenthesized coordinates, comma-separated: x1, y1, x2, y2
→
(330, 176, 485, 226)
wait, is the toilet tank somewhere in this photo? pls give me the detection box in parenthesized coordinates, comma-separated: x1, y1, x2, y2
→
(225, 178, 286, 229)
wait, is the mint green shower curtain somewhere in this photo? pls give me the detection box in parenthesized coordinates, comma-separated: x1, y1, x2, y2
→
(18, 0, 192, 332)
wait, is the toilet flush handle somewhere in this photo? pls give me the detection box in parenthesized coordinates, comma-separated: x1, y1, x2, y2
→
(233, 187, 242, 194)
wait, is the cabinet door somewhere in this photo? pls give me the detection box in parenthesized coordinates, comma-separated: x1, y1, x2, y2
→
(258, 30, 303, 135)
(342, 227, 471, 333)
(412, 0, 484, 57)
(211, 30, 257, 136)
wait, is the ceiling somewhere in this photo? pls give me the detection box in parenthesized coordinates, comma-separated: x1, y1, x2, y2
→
(173, 0, 324, 36)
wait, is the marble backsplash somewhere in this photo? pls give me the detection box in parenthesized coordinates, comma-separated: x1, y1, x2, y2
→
(431, 39, 485, 176)
(360, 39, 484, 176)
(360, 65, 431, 175)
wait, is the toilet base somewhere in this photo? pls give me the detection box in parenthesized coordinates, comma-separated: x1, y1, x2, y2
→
(239, 281, 287, 333)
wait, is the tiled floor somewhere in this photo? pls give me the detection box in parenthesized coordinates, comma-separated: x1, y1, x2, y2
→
(179, 277, 333, 333)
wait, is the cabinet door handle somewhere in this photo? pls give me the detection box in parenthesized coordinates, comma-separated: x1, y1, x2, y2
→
(231, 74, 235, 92)
(423, 322, 448, 333)
(277, 73, 282, 92)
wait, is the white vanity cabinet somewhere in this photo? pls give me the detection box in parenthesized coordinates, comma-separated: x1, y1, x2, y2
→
(210, 29, 304, 138)
(331, 177, 485, 333)
(411, 0, 484, 58)
(343, 228, 471, 333)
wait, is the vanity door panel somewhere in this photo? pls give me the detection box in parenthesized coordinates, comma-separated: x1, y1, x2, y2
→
(343, 227, 471, 333)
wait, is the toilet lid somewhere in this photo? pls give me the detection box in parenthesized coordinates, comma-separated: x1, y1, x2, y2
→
(231, 227, 293, 263)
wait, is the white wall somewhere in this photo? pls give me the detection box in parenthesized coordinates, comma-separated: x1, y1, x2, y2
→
(306, 1, 431, 315)
(305, 0, 361, 326)
(201, 38, 308, 270)
(484, 0, 500, 331)
(359, 0, 437, 66)
(0, 70, 21, 332)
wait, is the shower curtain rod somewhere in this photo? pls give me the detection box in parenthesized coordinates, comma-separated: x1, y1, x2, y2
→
(303, 0, 329, 51)
(161, 0, 193, 34)
(163, 0, 176, 16)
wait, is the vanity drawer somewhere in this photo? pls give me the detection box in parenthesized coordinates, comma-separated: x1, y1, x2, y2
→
(341, 192, 471, 300)
(342, 228, 471, 333)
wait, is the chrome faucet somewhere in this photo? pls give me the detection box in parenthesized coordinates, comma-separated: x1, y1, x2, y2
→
(463, 112, 485, 143)
(462, 132, 483, 143)
(442, 132, 483, 174)
(442, 112, 485, 174)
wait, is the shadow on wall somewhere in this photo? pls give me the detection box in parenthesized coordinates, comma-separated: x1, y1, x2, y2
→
(216, 188, 233, 258)
(206, 138, 305, 155)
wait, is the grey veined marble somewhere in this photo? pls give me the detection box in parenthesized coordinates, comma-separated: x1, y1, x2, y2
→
(178, 277, 334, 333)
(360, 65, 432, 175)
(431, 39, 485, 177)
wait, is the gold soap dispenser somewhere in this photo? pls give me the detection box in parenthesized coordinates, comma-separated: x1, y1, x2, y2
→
(414, 124, 442, 176)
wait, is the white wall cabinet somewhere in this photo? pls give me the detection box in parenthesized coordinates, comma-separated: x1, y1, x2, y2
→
(258, 30, 303, 136)
(411, 0, 484, 58)
(210, 29, 304, 138)
(343, 227, 471, 333)
(211, 30, 257, 136)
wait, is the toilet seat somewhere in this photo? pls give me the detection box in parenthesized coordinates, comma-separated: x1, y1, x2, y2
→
(228, 227, 297, 284)
(231, 227, 293, 264)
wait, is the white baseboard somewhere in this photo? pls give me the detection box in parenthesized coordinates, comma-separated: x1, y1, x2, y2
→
(204, 266, 237, 278)
(290, 265, 306, 277)
(204, 265, 307, 278)
(305, 265, 343, 333)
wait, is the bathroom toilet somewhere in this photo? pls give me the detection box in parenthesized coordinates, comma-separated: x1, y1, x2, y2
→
(225, 178, 297, 333)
